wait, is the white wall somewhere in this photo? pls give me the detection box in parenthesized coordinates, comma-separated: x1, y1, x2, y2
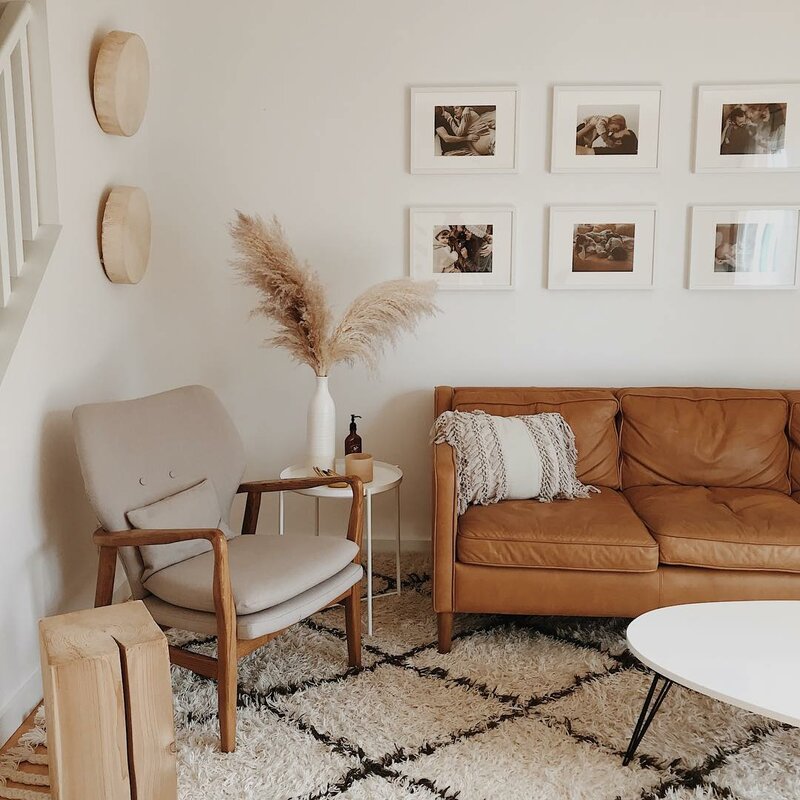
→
(0, 0, 171, 739)
(1, 0, 799, 739)
(141, 0, 800, 543)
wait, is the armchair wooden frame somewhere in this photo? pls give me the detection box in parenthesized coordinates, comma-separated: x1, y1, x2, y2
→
(93, 475, 365, 753)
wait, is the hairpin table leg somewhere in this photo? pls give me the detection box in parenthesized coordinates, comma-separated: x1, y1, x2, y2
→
(623, 673, 673, 766)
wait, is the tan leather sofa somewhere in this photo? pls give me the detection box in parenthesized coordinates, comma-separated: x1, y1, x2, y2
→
(433, 386, 800, 652)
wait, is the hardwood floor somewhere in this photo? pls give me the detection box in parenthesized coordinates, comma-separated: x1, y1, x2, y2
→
(0, 703, 49, 795)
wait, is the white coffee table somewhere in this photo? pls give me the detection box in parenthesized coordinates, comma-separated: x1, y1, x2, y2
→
(278, 460, 403, 636)
(624, 600, 800, 765)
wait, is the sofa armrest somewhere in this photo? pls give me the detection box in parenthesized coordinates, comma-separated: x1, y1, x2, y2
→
(433, 442, 458, 612)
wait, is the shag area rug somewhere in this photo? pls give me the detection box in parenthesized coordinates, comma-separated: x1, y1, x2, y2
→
(169, 556, 799, 800)
(2, 557, 798, 799)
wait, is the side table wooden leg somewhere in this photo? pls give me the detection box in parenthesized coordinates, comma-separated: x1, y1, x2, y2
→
(366, 490, 373, 636)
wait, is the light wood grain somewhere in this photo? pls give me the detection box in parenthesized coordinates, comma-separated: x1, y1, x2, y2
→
(39, 602, 176, 800)
(101, 186, 151, 285)
(93, 31, 149, 137)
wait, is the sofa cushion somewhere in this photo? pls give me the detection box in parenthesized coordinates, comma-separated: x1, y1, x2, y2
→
(451, 387, 620, 488)
(143, 534, 359, 614)
(127, 479, 236, 581)
(625, 485, 800, 573)
(619, 388, 790, 492)
(456, 489, 658, 572)
(786, 391, 800, 492)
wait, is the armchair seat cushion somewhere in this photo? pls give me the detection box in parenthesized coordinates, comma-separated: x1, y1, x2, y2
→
(457, 489, 658, 572)
(625, 485, 800, 572)
(143, 534, 359, 614)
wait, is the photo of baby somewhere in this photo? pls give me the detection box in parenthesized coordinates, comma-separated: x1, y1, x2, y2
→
(434, 105, 497, 157)
(433, 225, 493, 273)
(720, 103, 787, 156)
(575, 105, 640, 156)
(572, 224, 635, 272)
(714, 222, 778, 272)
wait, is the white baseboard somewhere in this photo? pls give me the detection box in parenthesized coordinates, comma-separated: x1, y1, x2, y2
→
(0, 669, 42, 746)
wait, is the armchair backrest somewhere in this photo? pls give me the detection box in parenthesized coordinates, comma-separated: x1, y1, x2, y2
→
(73, 385, 246, 598)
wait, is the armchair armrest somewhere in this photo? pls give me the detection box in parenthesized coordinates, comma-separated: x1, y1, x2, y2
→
(236, 476, 365, 554)
(93, 527, 227, 548)
(433, 442, 458, 613)
(93, 526, 235, 651)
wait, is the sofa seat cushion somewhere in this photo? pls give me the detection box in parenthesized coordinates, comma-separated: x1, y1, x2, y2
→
(143, 534, 359, 614)
(625, 486, 800, 573)
(456, 489, 658, 572)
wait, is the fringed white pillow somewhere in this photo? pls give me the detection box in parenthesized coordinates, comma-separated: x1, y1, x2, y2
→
(432, 410, 599, 515)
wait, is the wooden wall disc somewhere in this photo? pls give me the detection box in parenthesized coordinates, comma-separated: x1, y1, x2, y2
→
(93, 31, 150, 136)
(101, 186, 151, 284)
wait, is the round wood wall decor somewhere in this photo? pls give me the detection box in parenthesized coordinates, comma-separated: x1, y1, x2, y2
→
(101, 186, 151, 284)
(93, 31, 150, 136)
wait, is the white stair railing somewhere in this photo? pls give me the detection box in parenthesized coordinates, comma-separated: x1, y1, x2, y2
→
(0, 1, 37, 309)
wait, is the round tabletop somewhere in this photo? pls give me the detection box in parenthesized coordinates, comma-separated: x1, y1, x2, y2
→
(280, 460, 403, 498)
(626, 600, 800, 727)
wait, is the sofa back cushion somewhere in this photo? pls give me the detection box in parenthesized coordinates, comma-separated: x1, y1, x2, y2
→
(619, 388, 790, 492)
(446, 387, 620, 488)
(786, 391, 800, 492)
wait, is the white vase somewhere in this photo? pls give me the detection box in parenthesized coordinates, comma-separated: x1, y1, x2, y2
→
(306, 375, 336, 470)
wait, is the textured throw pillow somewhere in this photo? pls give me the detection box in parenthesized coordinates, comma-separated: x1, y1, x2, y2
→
(432, 410, 599, 515)
(126, 479, 236, 581)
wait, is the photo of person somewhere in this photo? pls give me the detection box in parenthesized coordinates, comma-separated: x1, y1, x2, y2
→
(575, 105, 640, 155)
(432, 225, 493, 273)
(434, 105, 496, 157)
(572, 224, 635, 272)
(714, 223, 778, 272)
(720, 103, 787, 156)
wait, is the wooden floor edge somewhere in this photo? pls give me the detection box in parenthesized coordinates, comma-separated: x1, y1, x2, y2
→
(0, 702, 43, 754)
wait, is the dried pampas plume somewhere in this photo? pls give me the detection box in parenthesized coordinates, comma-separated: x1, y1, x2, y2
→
(230, 212, 439, 376)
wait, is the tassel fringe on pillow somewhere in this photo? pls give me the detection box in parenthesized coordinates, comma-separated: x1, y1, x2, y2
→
(432, 410, 599, 515)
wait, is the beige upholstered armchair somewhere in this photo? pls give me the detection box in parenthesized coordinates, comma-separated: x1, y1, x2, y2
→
(73, 385, 364, 753)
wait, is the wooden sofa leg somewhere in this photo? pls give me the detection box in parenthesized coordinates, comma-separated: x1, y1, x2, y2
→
(94, 546, 117, 607)
(344, 585, 362, 668)
(438, 612, 453, 654)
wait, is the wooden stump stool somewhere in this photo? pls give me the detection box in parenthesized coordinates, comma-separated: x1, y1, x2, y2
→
(39, 601, 177, 800)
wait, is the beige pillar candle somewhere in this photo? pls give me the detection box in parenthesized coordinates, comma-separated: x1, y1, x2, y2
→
(345, 453, 374, 483)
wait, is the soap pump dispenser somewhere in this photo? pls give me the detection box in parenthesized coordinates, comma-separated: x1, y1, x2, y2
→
(345, 415, 362, 454)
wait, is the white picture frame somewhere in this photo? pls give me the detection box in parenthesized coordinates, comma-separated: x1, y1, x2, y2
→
(548, 205, 657, 290)
(410, 86, 520, 174)
(409, 207, 515, 290)
(695, 84, 800, 172)
(551, 85, 662, 173)
(689, 205, 800, 290)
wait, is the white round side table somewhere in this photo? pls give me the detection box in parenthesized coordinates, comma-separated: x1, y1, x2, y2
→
(279, 460, 403, 635)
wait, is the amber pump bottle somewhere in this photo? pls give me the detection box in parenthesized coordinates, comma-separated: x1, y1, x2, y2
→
(344, 415, 362, 454)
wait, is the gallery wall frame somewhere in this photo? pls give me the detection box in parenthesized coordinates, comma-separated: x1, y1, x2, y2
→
(551, 85, 663, 173)
(548, 205, 658, 290)
(409, 206, 516, 290)
(410, 86, 520, 174)
(688, 205, 800, 290)
(695, 84, 800, 172)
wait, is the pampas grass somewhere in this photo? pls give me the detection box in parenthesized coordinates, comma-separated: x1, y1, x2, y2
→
(230, 212, 438, 376)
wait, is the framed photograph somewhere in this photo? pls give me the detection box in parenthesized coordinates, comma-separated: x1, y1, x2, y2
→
(695, 84, 800, 172)
(551, 86, 662, 172)
(689, 206, 800, 289)
(409, 207, 515, 290)
(410, 86, 519, 174)
(548, 205, 657, 290)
